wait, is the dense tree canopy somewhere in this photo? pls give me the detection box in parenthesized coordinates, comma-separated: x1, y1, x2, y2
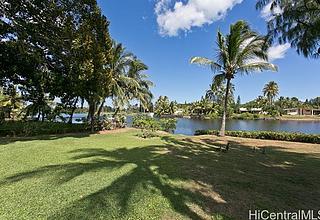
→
(0, 0, 153, 125)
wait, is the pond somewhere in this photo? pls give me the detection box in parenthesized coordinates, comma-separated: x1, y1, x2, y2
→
(68, 114, 320, 136)
(173, 118, 320, 136)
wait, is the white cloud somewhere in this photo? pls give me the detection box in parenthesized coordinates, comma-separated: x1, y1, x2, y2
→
(155, 0, 243, 36)
(268, 43, 291, 61)
(261, 1, 282, 21)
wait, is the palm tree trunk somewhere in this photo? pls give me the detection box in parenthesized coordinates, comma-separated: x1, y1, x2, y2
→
(97, 99, 106, 119)
(113, 107, 119, 118)
(41, 109, 45, 122)
(87, 100, 96, 132)
(219, 78, 231, 137)
(68, 97, 79, 124)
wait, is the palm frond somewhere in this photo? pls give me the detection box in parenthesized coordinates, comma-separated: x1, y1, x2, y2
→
(190, 56, 222, 72)
(238, 61, 278, 74)
(213, 73, 226, 86)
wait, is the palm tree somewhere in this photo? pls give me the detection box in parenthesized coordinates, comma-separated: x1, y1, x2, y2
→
(0, 86, 24, 121)
(155, 96, 170, 116)
(97, 42, 153, 118)
(127, 58, 154, 112)
(191, 20, 278, 136)
(263, 81, 279, 105)
(205, 77, 224, 103)
(97, 42, 133, 115)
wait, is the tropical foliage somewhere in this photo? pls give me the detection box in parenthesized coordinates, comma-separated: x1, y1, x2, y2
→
(0, 121, 88, 137)
(0, 0, 153, 129)
(191, 20, 277, 136)
(154, 96, 177, 116)
(256, 0, 320, 58)
(132, 115, 177, 138)
(0, 86, 24, 121)
(263, 81, 279, 105)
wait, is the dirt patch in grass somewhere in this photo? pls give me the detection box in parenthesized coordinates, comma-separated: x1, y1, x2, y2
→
(161, 135, 320, 219)
(97, 127, 138, 135)
(192, 134, 320, 154)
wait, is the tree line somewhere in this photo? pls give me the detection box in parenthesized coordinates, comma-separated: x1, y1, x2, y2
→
(154, 80, 320, 118)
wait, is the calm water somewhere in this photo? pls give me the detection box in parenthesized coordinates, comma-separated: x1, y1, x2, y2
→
(69, 114, 320, 135)
(174, 118, 320, 136)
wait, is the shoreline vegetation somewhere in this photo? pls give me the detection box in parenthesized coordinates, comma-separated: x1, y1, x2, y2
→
(159, 113, 320, 121)
(1, 120, 320, 144)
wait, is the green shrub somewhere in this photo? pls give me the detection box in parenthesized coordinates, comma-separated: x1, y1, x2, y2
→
(232, 113, 260, 120)
(92, 114, 127, 131)
(132, 115, 177, 138)
(133, 115, 158, 131)
(159, 118, 177, 133)
(0, 121, 89, 137)
(114, 114, 126, 128)
(194, 129, 320, 144)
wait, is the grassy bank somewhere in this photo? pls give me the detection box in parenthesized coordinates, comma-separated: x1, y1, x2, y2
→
(0, 131, 320, 219)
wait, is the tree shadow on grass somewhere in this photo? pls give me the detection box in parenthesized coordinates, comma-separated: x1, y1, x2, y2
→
(0, 132, 91, 146)
(1, 135, 320, 219)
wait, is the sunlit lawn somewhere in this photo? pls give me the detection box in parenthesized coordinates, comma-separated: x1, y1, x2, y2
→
(0, 130, 319, 219)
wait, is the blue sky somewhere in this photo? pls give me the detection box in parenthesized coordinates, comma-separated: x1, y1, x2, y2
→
(98, 0, 319, 104)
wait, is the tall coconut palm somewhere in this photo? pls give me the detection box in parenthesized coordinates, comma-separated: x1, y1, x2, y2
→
(191, 20, 278, 136)
(98, 42, 153, 117)
(263, 81, 279, 105)
(127, 58, 154, 112)
(102, 42, 134, 117)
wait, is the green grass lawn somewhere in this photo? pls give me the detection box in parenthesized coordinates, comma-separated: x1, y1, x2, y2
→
(0, 131, 320, 219)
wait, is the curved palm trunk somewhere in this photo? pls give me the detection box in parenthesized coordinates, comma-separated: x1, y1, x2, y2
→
(37, 111, 41, 121)
(97, 99, 106, 119)
(113, 107, 120, 117)
(41, 108, 45, 122)
(68, 97, 79, 124)
(219, 78, 231, 137)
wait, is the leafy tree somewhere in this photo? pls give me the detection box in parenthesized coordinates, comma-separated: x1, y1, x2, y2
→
(1, 0, 109, 124)
(191, 20, 277, 136)
(205, 78, 230, 104)
(168, 101, 177, 115)
(274, 96, 302, 110)
(190, 97, 216, 116)
(235, 95, 241, 113)
(203, 76, 235, 117)
(1, 0, 153, 127)
(256, 0, 320, 58)
(309, 97, 320, 107)
(69, 5, 112, 129)
(154, 96, 170, 116)
(243, 95, 268, 109)
(263, 81, 279, 105)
